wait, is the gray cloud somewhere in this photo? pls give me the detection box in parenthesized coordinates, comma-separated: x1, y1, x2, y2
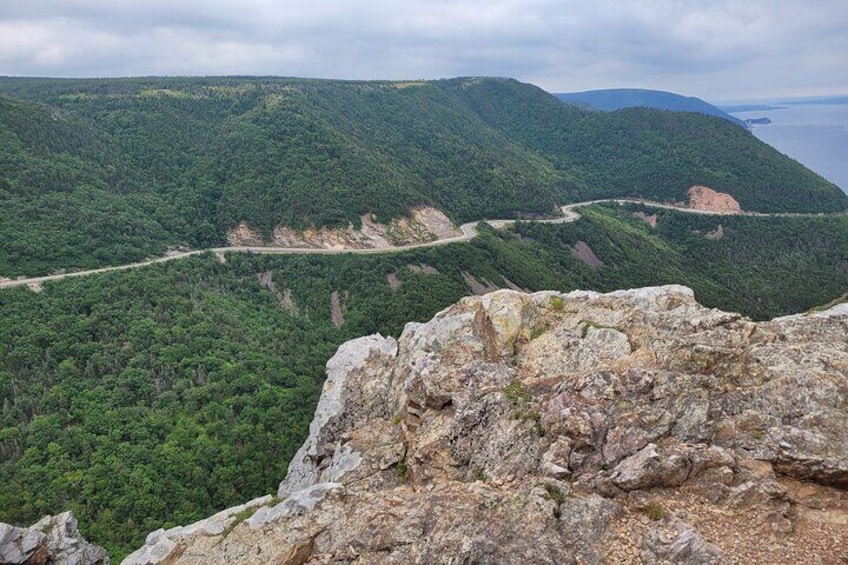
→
(0, 0, 845, 100)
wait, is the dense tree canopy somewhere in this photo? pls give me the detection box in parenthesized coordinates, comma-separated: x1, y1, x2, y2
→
(1, 76, 844, 277)
(1, 204, 847, 559)
(1, 75, 846, 562)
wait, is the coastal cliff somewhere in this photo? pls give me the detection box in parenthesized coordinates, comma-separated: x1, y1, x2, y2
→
(123, 286, 848, 564)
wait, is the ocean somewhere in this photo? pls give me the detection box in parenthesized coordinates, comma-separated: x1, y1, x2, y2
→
(731, 103, 848, 194)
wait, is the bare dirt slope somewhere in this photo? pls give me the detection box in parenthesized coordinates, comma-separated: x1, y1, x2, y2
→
(688, 185, 742, 214)
(227, 207, 460, 249)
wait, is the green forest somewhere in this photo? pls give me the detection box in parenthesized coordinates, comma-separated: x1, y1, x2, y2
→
(1, 74, 847, 561)
(2, 204, 847, 559)
(1, 76, 845, 277)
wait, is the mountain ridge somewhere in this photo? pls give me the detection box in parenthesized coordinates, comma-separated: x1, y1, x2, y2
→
(3, 75, 848, 560)
(555, 87, 747, 127)
(2, 76, 846, 277)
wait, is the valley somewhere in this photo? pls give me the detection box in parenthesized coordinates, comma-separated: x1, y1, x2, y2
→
(2, 76, 846, 278)
(2, 0, 846, 560)
(2, 201, 847, 559)
(1, 76, 847, 561)
(4, 195, 844, 292)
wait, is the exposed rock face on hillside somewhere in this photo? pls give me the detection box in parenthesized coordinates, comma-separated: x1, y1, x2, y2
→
(688, 185, 742, 214)
(124, 286, 848, 564)
(0, 511, 109, 565)
(227, 207, 459, 248)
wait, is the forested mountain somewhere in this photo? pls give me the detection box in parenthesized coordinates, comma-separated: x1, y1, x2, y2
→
(0, 96, 176, 275)
(2, 75, 848, 560)
(556, 87, 747, 127)
(2, 203, 848, 559)
(1, 76, 845, 277)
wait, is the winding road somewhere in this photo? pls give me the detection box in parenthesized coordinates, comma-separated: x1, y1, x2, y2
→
(0, 199, 841, 290)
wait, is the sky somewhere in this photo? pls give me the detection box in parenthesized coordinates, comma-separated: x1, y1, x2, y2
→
(1, 0, 846, 102)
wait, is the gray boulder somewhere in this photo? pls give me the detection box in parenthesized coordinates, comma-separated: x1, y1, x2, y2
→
(0, 511, 108, 565)
(120, 286, 848, 564)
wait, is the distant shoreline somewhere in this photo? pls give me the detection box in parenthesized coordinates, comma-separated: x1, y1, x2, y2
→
(723, 104, 786, 113)
(731, 102, 848, 194)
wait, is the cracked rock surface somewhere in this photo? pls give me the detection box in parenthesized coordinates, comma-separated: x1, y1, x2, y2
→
(0, 511, 109, 565)
(122, 286, 848, 564)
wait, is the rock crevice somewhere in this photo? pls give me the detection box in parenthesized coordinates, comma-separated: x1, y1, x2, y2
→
(123, 286, 848, 564)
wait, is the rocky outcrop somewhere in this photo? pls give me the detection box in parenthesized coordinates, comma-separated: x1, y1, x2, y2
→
(633, 211, 658, 228)
(227, 207, 459, 248)
(124, 286, 848, 564)
(688, 185, 742, 213)
(0, 511, 109, 565)
(569, 240, 604, 268)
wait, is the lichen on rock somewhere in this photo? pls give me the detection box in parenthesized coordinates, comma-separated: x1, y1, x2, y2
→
(122, 286, 848, 564)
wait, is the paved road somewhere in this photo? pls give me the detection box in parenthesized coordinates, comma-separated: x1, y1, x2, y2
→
(0, 199, 841, 290)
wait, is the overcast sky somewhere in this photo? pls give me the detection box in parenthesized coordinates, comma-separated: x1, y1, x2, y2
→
(1, 0, 845, 102)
